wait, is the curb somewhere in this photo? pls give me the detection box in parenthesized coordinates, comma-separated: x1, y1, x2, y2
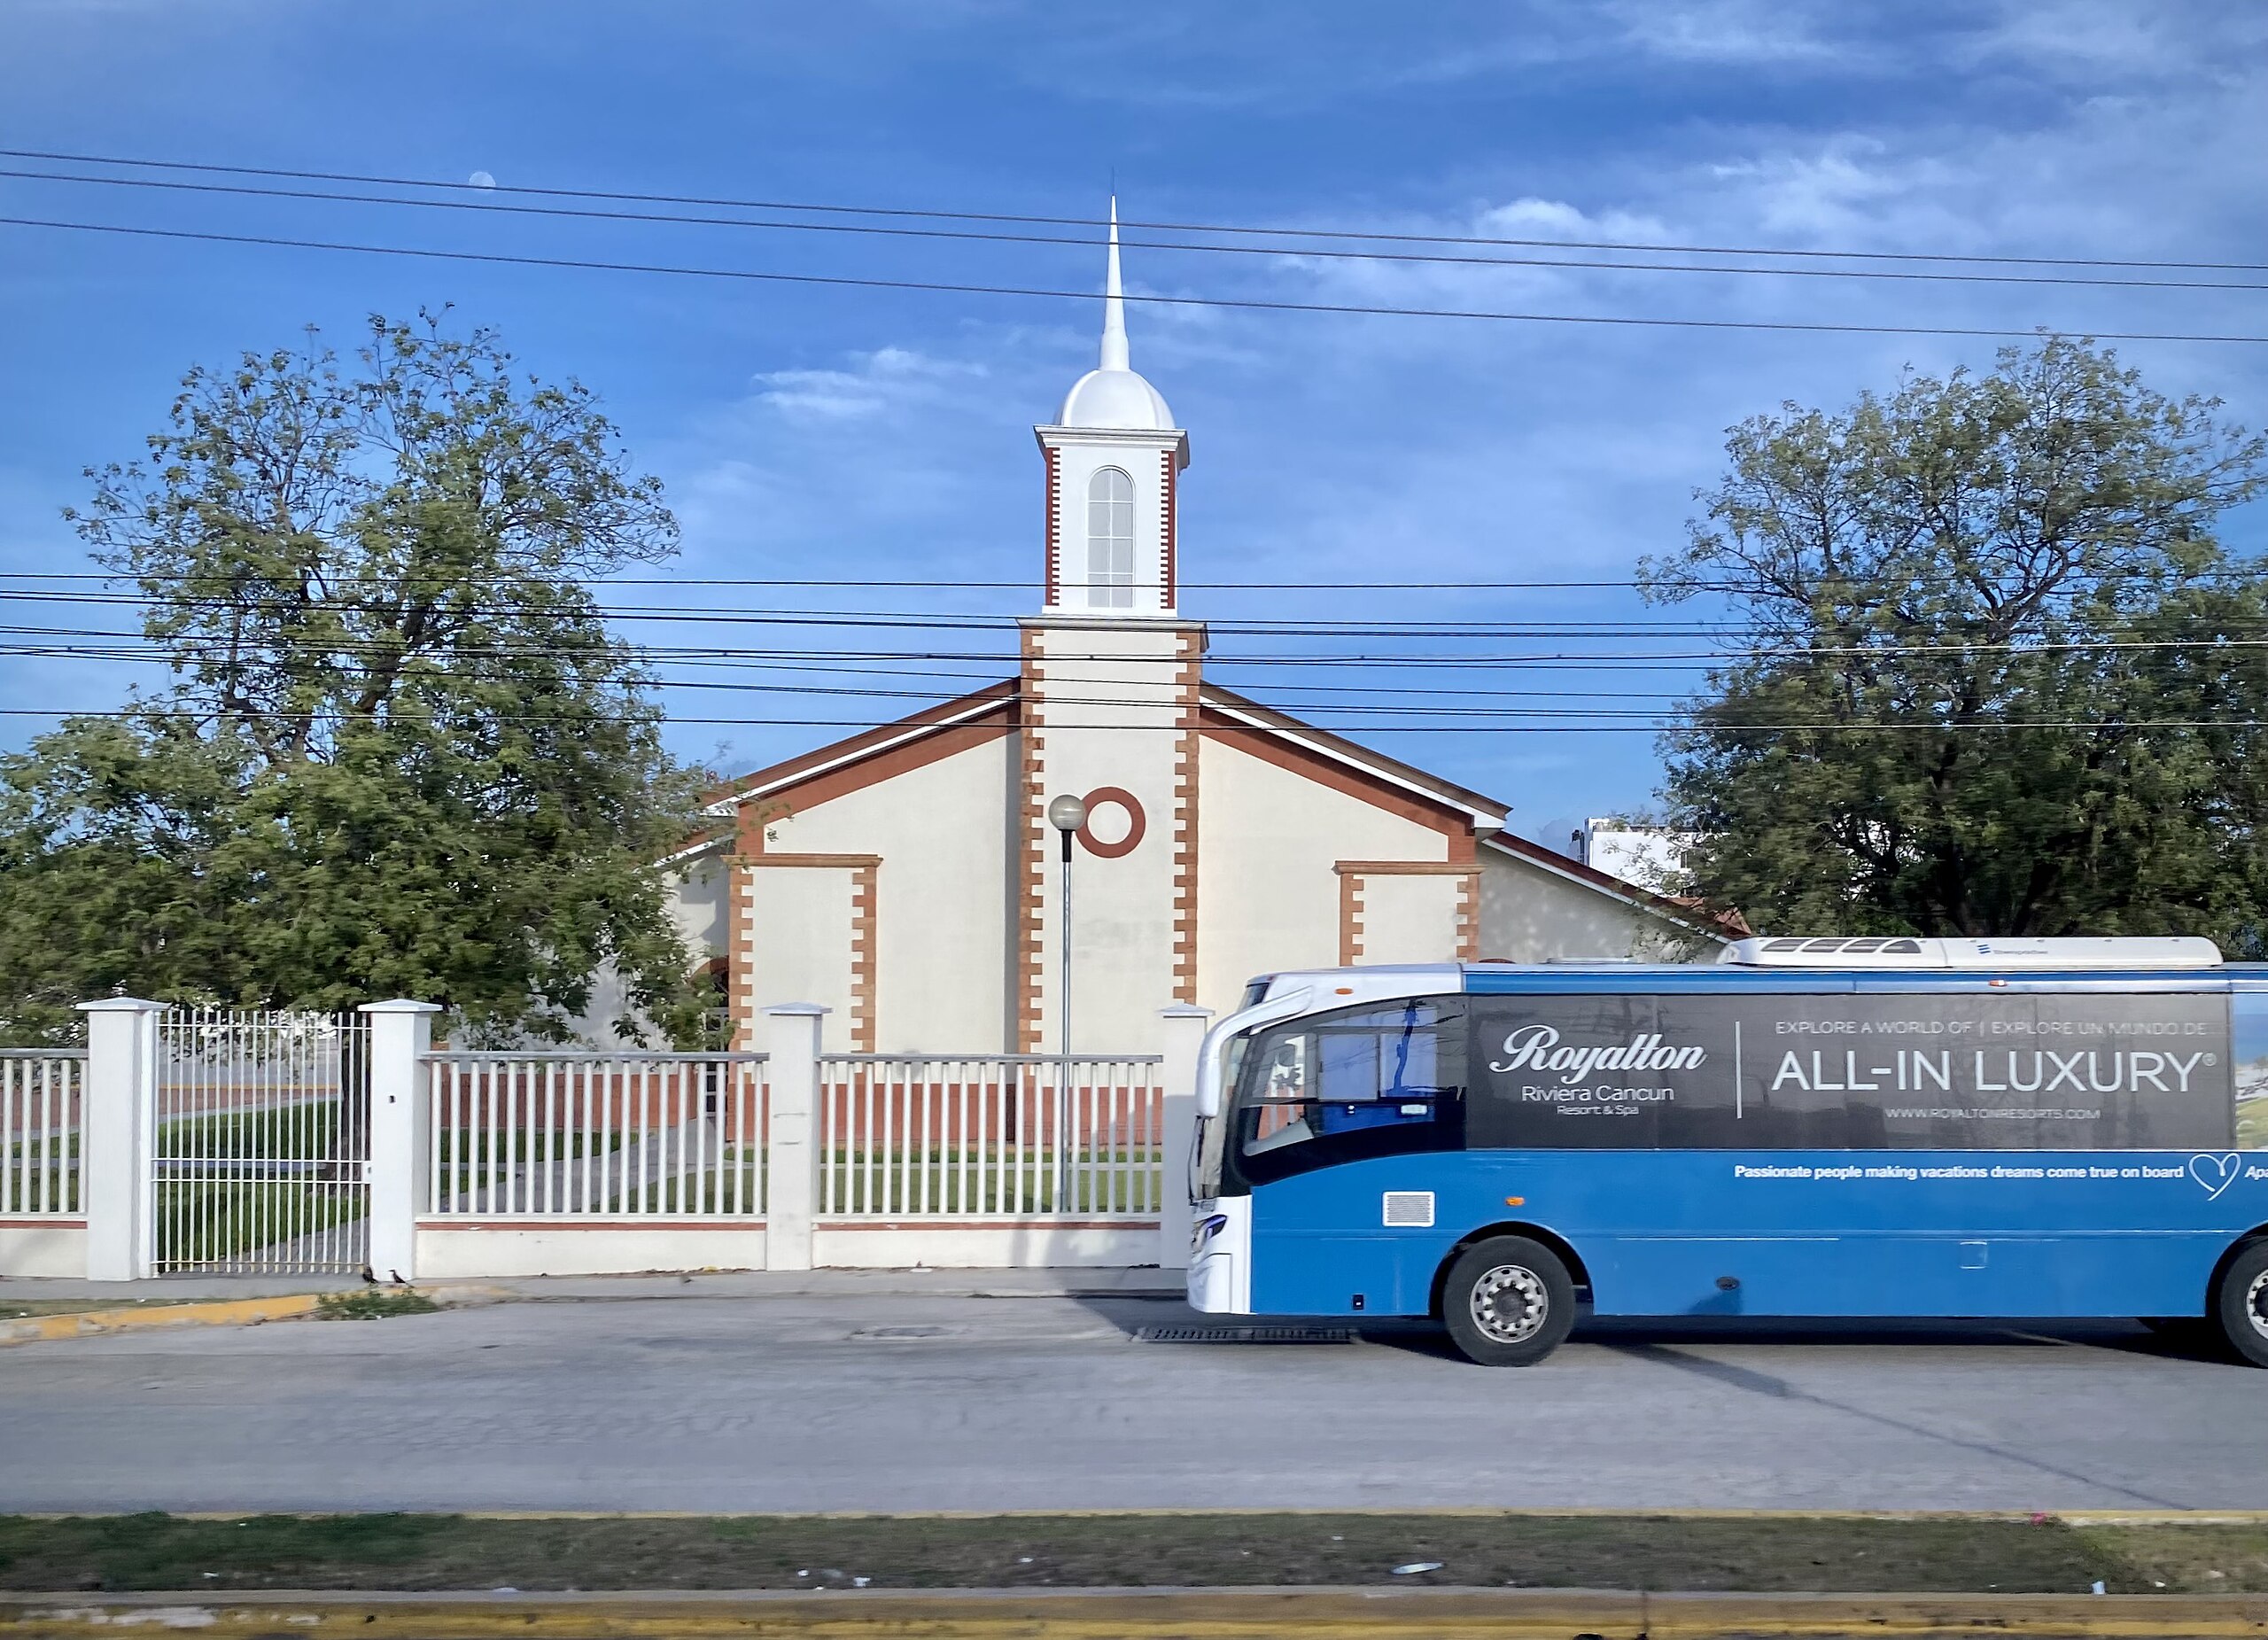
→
(0, 1294, 327, 1345)
(5, 1587, 2268, 1638)
(0, 1286, 512, 1348)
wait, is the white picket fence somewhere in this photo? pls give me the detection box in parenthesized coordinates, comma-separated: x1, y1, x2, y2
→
(424, 1052, 767, 1219)
(817, 1054, 1165, 1219)
(2, 1050, 83, 1216)
(2, 999, 1208, 1279)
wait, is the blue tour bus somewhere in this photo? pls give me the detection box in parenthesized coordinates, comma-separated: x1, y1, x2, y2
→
(1185, 936, 2268, 1366)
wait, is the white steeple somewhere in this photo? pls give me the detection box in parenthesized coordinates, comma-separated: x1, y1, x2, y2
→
(1036, 198, 1191, 617)
(1099, 197, 1130, 372)
(1055, 197, 1175, 431)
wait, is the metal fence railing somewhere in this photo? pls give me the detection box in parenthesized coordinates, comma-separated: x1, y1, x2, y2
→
(2, 1050, 84, 1216)
(817, 1054, 1164, 1218)
(424, 1053, 767, 1219)
(152, 1008, 371, 1276)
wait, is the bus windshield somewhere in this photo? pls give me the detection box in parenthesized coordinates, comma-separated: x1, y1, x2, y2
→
(1219, 997, 1465, 1188)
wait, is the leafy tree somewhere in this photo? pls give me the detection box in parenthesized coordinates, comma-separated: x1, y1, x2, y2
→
(0, 315, 712, 1042)
(1644, 336, 2268, 947)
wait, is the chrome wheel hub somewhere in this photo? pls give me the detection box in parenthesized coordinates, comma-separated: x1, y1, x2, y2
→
(1470, 1263, 1548, 1344)
(2248, 1271, 2268, 1341)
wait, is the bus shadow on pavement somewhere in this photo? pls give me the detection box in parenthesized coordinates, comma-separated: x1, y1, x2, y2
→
(1072, 1298, 2242, 1369)
(1572, 1313, 2240, 1364)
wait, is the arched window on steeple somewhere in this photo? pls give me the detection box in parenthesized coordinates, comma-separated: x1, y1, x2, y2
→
(1086, 467, 1135, 608)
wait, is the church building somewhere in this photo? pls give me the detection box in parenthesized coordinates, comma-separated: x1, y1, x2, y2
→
(674, 214, 1719, 1057)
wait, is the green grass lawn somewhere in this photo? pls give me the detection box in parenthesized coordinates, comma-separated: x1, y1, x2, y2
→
(3, 1512, 2263, 1594)
(1, 1137, 76, 1213)
(821, 1146, 1161, 1215)
(151, 1100, 364, 1266)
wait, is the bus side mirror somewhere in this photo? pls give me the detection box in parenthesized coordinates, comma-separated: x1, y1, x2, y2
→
(1193, 987, 1313, 1120)
(1195, 1071, 1223, 1121)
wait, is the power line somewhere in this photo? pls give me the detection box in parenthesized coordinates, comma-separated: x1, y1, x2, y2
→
(9, 586, 2252, 627)
(10, 214, 2266, 346)
(19, 627, 2268, 665)
(10, 163, 2264, 293)
(10, 145, 2261, 274)
(13, 619, 2268, 668)
(4, 703, 2263, 735)
(0, 625, 1721, 698)
(9, 571, 2258, 589)
(0, 590, 1747, 635)
(7, 567, 2262, 592)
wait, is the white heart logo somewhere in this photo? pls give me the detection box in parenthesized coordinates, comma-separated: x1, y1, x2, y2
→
(2189, 1152, 2240, 1200)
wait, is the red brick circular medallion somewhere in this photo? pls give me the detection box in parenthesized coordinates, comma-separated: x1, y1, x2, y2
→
(1076, 787, 1146, 858)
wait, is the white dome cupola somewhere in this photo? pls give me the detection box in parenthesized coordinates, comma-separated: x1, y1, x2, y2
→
(1035, 199, 1191, 617)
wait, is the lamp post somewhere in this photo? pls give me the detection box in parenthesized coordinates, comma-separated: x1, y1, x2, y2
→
(1045, 793, 1087, 1209)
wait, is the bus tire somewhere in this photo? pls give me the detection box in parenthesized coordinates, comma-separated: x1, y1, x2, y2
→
(1441, 1236, 1575, 1367)
(2215, 1240, 2268, 1369)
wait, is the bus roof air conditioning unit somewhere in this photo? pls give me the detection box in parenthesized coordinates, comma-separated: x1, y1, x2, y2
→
(1718, 936, 2223, 970)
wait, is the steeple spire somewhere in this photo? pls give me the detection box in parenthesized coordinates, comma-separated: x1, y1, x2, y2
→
(1099, 196, 1130, 372)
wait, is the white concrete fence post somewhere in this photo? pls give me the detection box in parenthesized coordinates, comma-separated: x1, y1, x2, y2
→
(361, 999, 441, 1286)
(78, 997, 163, 1282)
(763, 1004, 829, 1272)
(1157, 1003, 1213, 1271)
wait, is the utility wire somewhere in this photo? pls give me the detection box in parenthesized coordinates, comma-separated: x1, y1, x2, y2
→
(4, 703, 2263, 735)
(0, 590, 1744, 635)
(7, 570, 2263, 591)
(8, 164, 2264, 292)
(9, 215, 2264, 346)
(4, 586, 2252, 626)
(12, 620, 2268, 664)
(10, 145, 2261, 274)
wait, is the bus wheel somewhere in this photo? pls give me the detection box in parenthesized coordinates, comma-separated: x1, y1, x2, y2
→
(1441, 1236, 1575, 1367)
(2215, 1241, 2268, 1369)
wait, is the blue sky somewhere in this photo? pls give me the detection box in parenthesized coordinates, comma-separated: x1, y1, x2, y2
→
(2, 0, 2263, 848)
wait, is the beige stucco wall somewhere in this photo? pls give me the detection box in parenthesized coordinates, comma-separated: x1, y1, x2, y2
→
(757, 732, 1014, 1054)
(742, 863, 859, 1052)
(1356, 872, 1465, 967)
(1195, 735, 1456, 1018)
(1476, 845, 1698, 961)
(673, 857, 729, 960)
(699, 704, 1708, 1060)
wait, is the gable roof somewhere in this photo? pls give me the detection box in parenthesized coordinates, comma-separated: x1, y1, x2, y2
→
(685, 676, 1730, 939)
(1481, 828, 1747, 941)
(1197, 682, 1509, 831)
(698, 678, 1019, 820)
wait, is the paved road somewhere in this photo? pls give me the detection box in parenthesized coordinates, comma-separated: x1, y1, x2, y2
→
(2, 1295, 2263, 1512)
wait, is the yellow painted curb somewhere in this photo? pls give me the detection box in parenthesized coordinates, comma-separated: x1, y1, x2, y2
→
(58, 1506, 2268, 1524)
(5, 1589, 2268, 1639)
(0, 1293, 324, 1346)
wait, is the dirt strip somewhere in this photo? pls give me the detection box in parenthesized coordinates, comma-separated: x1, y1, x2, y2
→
(5, 1587, 2268, 1639)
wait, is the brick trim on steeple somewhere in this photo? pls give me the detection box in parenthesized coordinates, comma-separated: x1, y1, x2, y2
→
(1171, 626, 1201, 1003)
(1014, 626, 1047, 1053)
(1043, 445, 1063, 608)
(1161, 447, 1178, 609)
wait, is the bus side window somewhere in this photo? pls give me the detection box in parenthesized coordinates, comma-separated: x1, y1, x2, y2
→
(1262, 1034, 1309, 1103)
(2237, 990, 2268, 1149)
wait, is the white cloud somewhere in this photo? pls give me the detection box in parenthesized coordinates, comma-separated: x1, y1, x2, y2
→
(1600, 0, 1852, 66)
(751, 346, 989, 423)
(1957, 0, 2265, 83)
